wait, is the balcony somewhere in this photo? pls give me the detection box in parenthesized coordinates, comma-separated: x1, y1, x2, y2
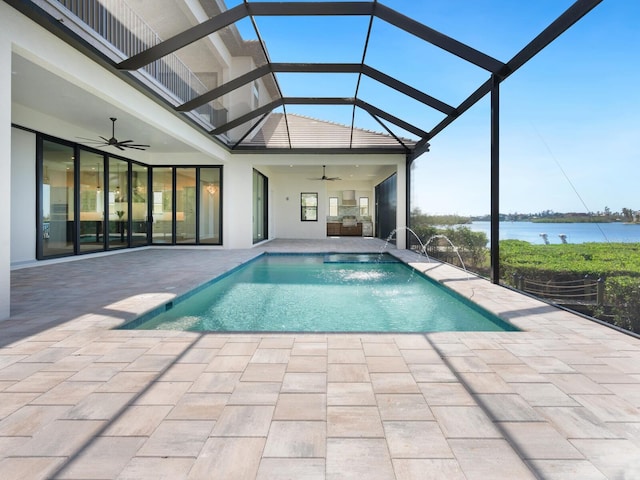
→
(53, 0, 227, 128)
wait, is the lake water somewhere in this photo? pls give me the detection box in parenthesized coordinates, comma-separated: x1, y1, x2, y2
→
(468, 221, 640, 245)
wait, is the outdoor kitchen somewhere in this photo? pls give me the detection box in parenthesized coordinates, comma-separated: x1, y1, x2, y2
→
(326, 189, 373, 237)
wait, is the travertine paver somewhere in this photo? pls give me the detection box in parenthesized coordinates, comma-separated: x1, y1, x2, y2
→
(0, 240, 639, 479)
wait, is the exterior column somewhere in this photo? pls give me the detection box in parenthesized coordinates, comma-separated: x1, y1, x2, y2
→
(396, 159, 407, 249)
(490, 74, 500, 284)
(0, 36, 11, 320)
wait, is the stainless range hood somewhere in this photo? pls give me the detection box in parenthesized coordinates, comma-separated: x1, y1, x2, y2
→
(342, 190, 357, 206)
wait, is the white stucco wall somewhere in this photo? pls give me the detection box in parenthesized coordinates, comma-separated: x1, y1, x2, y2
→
(222, 161, 255, 249)
(2, 0, 410, 291)
(247, 154, 408, 246)
(271, 172, 330, 239)
(11, 128, 37, 265)
(0, 33, 10, 319)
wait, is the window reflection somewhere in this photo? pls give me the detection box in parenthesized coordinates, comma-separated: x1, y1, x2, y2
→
(79, 150, 105, 252)
(301, 193, 318, 221)
(108, 158, 128, 248)
(41, 140, 75, 258)
(131, 163, 149, 246)
(201, 168, 221, 244)
(152, 167, 173, 244)
(176, 168, 196, 243)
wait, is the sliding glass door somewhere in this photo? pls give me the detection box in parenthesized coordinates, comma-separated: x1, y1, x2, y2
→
(151, 167, 173, 244)
(131, 163, 149, 246)
(36, 133, 222, 258)
(40, 140, 75, 258)
(151, 166, 222, 245)
(108, 158, 129, 248)
(253, 169, 268, 244)
(200, 167, 221, 244)
(176, 168, 197, 244)
(78, 150, 105, 253)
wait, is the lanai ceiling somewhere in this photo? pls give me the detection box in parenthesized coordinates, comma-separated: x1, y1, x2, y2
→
(8, 0, 602, 160)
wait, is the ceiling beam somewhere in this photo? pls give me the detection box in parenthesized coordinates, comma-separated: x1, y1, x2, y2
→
(210, 99, 283, 136)
(246, 2, 375, 16)
(117, 2, 374, 71)
(177, 64, 272, 112)
(505, 0, 603, 77)
(210, 96, 425, 139)
(117, 4, 249, 71)
(355, 99, 427, 138)
(210, 97, 357, 135)
(410, 0, 604, 161)
(361, 65, 456, 115)
(177, 62, 455, 116)
(118, 1, 502, 75)
(374, 3, 506, 73)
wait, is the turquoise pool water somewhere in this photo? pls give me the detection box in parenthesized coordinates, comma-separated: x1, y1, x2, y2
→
(121, 253, 517, 333)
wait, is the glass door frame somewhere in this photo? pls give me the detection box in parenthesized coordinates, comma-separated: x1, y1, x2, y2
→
(36, 133, 152, 259)
(150, 165, 223, 246)
(36, 135, 78, 259)
(253, 169, 268, 244)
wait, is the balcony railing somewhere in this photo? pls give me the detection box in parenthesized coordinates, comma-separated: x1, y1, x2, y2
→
(54, 0, 227, 128)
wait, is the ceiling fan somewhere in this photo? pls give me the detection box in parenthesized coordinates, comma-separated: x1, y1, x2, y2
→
(77, 117, 150, 151)
(309, 165, 341, 181)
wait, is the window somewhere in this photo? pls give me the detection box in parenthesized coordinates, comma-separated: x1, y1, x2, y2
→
(301, 193, 318, 221)
(36, 131, 224, 257)
(201, 167, 221, 245)
(253, 169, 268, 243)
(359, 197, 369, 216)
(78, 150, 105, 253)
(39, 139, 75, 259)
(329, 197, 339, 216)
(151, 166, 223, 245)
(108, 158, 128, 249)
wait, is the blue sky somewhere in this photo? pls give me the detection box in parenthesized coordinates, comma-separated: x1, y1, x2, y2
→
(232, 1, 639, 216)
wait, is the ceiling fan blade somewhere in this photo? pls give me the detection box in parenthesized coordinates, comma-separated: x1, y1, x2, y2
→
(79, 117, 151, 151)
(122, 145, 148, 151)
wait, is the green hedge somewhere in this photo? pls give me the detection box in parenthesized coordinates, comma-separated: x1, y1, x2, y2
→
(500, 240, 640, 333)
(600, 276, 640, 333)
(500, 240, 640, 279)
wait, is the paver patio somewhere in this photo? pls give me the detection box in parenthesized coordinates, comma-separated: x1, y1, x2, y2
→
(1, 239, 639, 479)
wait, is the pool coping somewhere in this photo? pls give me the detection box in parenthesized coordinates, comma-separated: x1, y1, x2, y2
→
(3, 240, 640, 479)
(118, 251, 517, 334)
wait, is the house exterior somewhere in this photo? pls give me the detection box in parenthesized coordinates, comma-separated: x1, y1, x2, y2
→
(1, 0, 413, 320)
(0, 0, 602, 321)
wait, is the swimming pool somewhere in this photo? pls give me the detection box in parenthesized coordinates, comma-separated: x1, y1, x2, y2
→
(120, 253, 517, 333)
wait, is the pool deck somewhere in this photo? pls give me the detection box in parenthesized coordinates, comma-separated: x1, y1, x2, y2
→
(2, 239, 640, 479)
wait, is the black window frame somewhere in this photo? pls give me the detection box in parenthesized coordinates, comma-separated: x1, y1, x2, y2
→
(300, 192, 318, 222)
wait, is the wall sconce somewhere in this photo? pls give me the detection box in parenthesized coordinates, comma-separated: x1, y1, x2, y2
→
(206, 184, 217, 195)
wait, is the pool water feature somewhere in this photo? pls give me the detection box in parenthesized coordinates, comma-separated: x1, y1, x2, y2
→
(120, 253, 517, 333)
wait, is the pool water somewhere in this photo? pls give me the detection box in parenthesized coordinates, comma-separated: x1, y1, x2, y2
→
(121, 253, 517, 333)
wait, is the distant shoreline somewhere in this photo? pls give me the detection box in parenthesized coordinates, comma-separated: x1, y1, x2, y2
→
(470, 217, 640, 224)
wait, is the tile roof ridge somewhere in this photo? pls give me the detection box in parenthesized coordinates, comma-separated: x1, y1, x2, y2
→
(284, 112, 412, 141)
